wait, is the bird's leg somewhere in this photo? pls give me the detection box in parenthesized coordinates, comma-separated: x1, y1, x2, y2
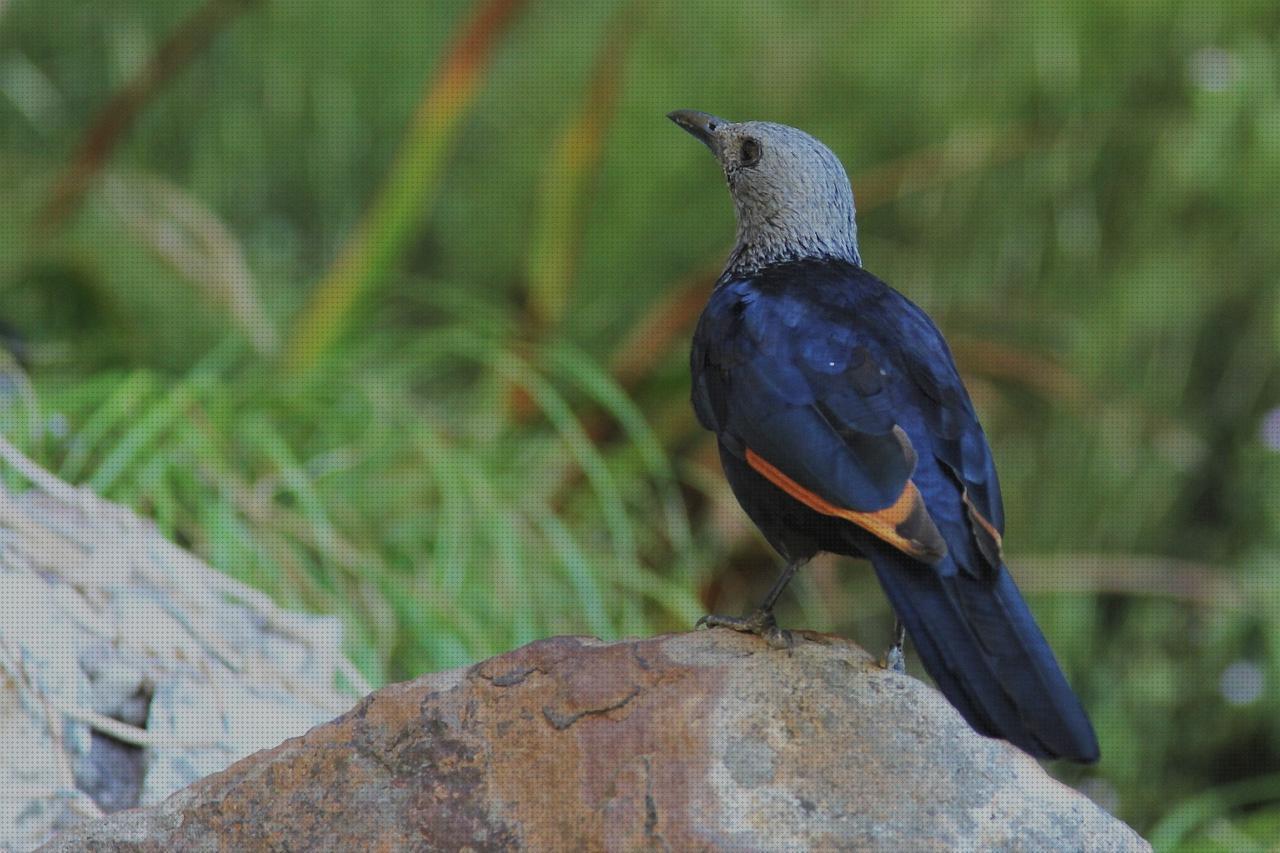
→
(697, 559, 802, 650)
(881, 618, 907, 674)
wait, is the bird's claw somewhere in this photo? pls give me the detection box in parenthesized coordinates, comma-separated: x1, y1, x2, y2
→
(880, 618, 907, 673)
(881, 643, 906, 674)
(697, 609, 794, 650)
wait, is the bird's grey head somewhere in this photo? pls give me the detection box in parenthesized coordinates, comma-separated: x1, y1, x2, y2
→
(668, 109, 860, 275)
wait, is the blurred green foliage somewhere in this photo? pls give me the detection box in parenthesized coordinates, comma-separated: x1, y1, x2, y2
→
(2, 0, 1280, 844)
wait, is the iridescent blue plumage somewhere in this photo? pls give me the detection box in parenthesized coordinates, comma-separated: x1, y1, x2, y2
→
(673, 109, 1099, 762)
(692, 259, 1097, 761)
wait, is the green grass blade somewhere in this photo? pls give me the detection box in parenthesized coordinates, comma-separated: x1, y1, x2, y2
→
(281, 0, 529, 373)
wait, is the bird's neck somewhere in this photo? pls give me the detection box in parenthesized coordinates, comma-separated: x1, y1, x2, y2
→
(725, 225, 861, 278)
(725, 191, 861, 277)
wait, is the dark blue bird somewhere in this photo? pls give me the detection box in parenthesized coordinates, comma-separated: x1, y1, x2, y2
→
(670, 109, 1099, 763)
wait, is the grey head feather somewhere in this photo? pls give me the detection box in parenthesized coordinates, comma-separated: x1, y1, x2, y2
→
(668, 110, 860, 276)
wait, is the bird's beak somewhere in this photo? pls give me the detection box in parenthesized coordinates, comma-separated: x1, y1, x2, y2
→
(667, 109, 728, 155)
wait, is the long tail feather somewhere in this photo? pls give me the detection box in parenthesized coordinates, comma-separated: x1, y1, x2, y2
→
(868, 546, 1099, 762)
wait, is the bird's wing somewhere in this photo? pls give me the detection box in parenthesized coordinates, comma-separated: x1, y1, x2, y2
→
(693, 267, 1002, 568)
(693, 274, 941, 562)
(895, 303, 1006, 569)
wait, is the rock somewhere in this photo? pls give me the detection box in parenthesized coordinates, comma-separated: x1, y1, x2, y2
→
(0, 473, 364, 851)
(39, 631, 1150, 852)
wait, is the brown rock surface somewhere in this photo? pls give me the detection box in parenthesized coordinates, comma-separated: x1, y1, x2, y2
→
(39, 631, 1149, 852)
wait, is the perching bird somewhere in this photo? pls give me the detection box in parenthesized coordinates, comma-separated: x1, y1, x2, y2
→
(670, 109, 1099, 763)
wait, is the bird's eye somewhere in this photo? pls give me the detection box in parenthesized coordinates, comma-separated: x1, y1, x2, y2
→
(740, 138, 762, 166)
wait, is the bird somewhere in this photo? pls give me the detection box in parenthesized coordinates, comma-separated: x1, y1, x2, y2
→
(669, 109, 1099, 763)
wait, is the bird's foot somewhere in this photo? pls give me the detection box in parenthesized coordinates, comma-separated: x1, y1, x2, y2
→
(696, 609, 794, 650)
(880, 643, 906, 674)
(880, 618, 907, 674)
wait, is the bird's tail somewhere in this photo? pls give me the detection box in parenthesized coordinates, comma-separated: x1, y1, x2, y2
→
(867, 545, 1099, 762)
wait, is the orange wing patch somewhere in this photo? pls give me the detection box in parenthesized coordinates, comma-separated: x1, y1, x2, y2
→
(961, 490, 1004, 566)
(745, 448, 947, 563)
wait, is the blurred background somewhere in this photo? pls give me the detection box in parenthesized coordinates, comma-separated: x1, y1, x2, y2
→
(1, 0, 1278, 845)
